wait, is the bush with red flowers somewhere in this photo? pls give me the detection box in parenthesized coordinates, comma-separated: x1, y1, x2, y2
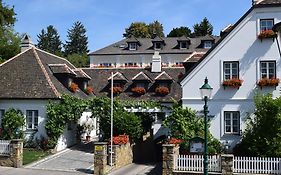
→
(131, 87, 146, 95)
(167, 137, 183, 144)
(86, 86, 94, 94)
(155, 86, 169, 95)
(70, 82, 79, 92)
(258, 30, 277, 40)
(222, 78, 243, 88)
(109, 135, 129, 145)
(109, 86, 123, 94)
(257, 78, 279, 87)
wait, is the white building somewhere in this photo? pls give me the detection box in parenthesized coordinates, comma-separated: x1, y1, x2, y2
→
(181, 0, 281, 150)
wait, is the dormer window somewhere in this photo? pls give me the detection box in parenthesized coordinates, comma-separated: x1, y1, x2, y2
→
(129, 43, 137, 50)
(180, 41, 188, 49)
(204, 41, 213, 49)
(260, 19, 274, 31)
(154, 42, 162, 50)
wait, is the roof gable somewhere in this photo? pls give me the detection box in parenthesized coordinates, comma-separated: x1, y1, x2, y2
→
(155, 71, 173, 81)
(132, 72, 152, 82)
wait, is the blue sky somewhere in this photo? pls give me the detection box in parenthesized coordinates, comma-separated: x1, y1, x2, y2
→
(4, 0, 251, 52)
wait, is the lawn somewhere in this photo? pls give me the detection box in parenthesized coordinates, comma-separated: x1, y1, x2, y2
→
(23, 149, 51, 165)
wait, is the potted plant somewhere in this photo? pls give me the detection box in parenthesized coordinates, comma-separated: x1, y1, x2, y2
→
(109, 86, 123, 95)
(82, 118, 95, 142)
(155, 86, 170, 96)
(131, 87, 146, 96)
(70, 82, 78, 92)
(257, 78, 279, 87)
(222, 78, 243, 88)
(258, 30, 277, 41)
(85, 86, 94, 94)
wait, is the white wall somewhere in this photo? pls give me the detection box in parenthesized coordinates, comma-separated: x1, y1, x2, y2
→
(181, 6, 281, 149)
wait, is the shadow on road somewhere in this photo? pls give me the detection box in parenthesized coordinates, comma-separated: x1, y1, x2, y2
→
(146, 162, 162, 175)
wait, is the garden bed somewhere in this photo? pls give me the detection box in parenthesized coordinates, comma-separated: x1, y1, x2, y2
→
(23, 148, 51, 165)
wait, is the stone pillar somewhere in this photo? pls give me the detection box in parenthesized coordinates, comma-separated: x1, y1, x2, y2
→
(221, 154, 234, 175)
(94, 142, 108, 175)
(162, 144, 179, 175)
(11, 139, 23, 168)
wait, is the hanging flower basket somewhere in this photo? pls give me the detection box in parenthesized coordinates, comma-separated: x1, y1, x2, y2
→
(85, 86, 94, 94)
(258, 30, 277, 40)
(222, 78, 243, 88)
(155, 86, 169, 96)
(257, 78, 279, 87)
(109, 86, 123, 95)
(131, 87, 146, 96)
(70, 82, 78, 92)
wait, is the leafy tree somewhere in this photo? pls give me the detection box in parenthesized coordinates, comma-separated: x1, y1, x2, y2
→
(0, 1, 20, 62)
(193, 17, 213, 36)
(0, 108, 25, 139)
(0, 27, 20, 63)
(167, 26, 192, 37)
(148, 20, 164, 38)
(64, 21, 89, 56)
(234, 94, 281, 157)
(123, 22, 150, 38)
(163, 103, 223, 154)
(66, 53, 89, 67)
(37, 25, 62, 56)
(0, 0, 16, 27)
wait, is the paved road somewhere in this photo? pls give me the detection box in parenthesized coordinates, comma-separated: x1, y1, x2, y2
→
(25, 142, 94, 174)
(109, 163, 162, 175)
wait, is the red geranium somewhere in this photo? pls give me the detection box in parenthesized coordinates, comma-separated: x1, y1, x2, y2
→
(70, 83, 78, 92)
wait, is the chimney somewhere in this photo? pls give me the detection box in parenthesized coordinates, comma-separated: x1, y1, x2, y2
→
(252, 0, 263, 5)
(151, 51, 161, 72)
(20, 34, 33, 52)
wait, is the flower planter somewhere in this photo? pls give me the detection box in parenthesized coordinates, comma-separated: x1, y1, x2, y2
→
(258, 30, 277, 41)
(257, 78, 279, 88)
(131, 87, 146, 96)
(109, 86, 123, 95)
(155, 86, 169, 96)
(222, 79, 243, 89)
(70, 82, 78, 92)
(85, 86, 94, 94)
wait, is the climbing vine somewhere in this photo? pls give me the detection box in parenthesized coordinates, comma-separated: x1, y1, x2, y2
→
(45, 94, 88, 148)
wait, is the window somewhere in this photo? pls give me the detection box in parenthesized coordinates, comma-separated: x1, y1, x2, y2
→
(260, 19, 274, 31)
(99, 63, 112, 67)
(113, 82, 122, 87)
(158, 82, 169, 87)
(0, 110, 4, 127)
(180, 41, 188, 49)
(125, 62, 137, 67)
(223, 61, 239, 80)
(26, 110, 38, 130)
(204, 41, 213, 48)
(154, 42, 162, 50)
(136, 83, 145, 88)
(224, 111, 240, 134)
(260, 61, 276, 79)
(129, 43, 137, 50)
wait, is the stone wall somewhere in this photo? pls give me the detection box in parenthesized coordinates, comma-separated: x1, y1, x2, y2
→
(0, 139, 23, 168)
(112, 143, 133, 169)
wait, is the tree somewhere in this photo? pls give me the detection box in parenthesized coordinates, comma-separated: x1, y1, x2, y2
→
(66, 53, 89, 67)
(123, 22, 150, 38)
(0, 1, 20, 63)
(37, 25, 62, 56)
(148, 20, 164, 38)
(193, 17, 213, 36)
(64, 21, 89, 56)
(234, 94, 281, 156)
(167, 26, 192, 37)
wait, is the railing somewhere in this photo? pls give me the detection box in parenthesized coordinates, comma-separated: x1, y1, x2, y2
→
(174, 154, 221, 172)
(234, 156, 281, 174)
(0, 140, 11, 156)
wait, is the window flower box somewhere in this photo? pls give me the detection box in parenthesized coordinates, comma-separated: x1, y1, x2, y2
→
(155, 86, 170, 96)
(131, 87, 146, 95)
(258, 30, 277, 41)
(85, 86, 94, 94)
(222, 78, 243, 88)
(257, 78, 279, 87)
(70, 82, 78, 92)
(109, 86, 123, 95)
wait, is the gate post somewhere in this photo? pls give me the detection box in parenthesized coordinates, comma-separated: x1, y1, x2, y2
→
(221, 154, 234, 175)
(94, 142, 108, 175)
(162, 144, 179, 175)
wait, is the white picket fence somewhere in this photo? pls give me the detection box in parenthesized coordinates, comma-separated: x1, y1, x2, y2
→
(234, 156, 281, 174)
(0, 140, 11, 156)
(174, 154, 221, 172)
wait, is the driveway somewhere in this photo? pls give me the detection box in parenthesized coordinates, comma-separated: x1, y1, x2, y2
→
(108, 163, 162, 175)
(25, 142, 94, 174)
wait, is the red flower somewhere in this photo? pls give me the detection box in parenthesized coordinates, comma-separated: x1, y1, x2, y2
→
(222, 78, 243, 88)
(167, 138, 183, 144)
(155, 86, 169, 96)
(257, 78, 279, 87)
(258, 30, 277, 40)
(70, 82, 78, 92)
(109, 135, 129, 145)
(86, 86, 94, 94)
(131, 87, 146, 95)
(110, 86, 123, 94)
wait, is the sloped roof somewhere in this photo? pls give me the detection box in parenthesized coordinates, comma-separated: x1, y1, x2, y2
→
(108, 72, 128, 82)
(89, 36, 220, 55)
(82, 68, 185, 102)
(49, 64, 76, 75)
(255, 0, 281, 5)
(132, 72, 152, 82)
(155, 71, 173, 81)
(0, 47, 91, 99)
